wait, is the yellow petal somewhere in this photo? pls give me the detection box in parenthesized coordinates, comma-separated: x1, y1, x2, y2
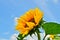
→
(17, 18, 26, 26)
(20, 9, 34, 21)
(34, 8, 43, 25)
(26, 22, 35, 30)
(28, 9, 34, 17)
(15, 19, 26, 31)
(15, 24, 25, 31)
(20, 29, 27, 34)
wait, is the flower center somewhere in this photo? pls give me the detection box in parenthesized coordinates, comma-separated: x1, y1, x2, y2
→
(24, 18, 36, 28)
(28, 18, 36, 24)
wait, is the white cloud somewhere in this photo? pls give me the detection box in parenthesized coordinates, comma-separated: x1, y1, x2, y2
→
(10, 32, 45, 40)
(3, 32, 9, 35)
(25, 33, 45, 40)
(10, 33, 35, 40)
(25, 34, 37, 40)
(53, 0, 58, 4)
(14, 17, 18, 22)
(0, 33, 18, 40)
(10, 33, 18, 40)
(0, 38, 8, 40)
(0, 33, 46, 40)
(34, 0, 57, 21)
(14, 17, 18, 25)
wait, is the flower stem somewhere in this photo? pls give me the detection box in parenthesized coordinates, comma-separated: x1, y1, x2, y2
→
(36, 30, 40, 40)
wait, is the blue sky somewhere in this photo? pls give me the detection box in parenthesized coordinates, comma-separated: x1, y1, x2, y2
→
(0, 0, 60, 40)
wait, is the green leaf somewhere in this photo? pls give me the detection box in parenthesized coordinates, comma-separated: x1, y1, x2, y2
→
(42, 22, 60, 34)
(54, 36, 60, 40)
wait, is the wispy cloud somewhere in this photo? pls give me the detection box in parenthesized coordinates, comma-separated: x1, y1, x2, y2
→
(9, 0, 17, 6)
(53, 0, 58, 4)
(14, 17, 18, 25)
(0, 38, 8, 40)
(10, 33, 18, 40)
(0, 33, 18, 40)
(8, 0, 21, 7)
(10, 33, 35, 40)
(14, 17, 18, 22)
(3, 32, 9, 35)
(33, 0, 57, 21)
(10, 33, 45, 40)
(25, 34, 37, 40)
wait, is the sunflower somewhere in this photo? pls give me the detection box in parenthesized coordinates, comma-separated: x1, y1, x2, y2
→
(50, 35, 55, 39)
(16, 8, 43, 36)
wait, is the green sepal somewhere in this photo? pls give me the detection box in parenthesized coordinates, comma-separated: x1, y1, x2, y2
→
(29, 29, 35, 36)
(38, 19, 46, 26)
(17, 33, 28, 40)
(17, 34, 23, 40)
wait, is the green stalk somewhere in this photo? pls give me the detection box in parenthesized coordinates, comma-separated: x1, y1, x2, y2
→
(36, 30, 40, 40)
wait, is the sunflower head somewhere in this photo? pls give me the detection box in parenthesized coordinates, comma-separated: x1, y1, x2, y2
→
(50, 35, 55, 39)
(15, 8, 43, 36)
